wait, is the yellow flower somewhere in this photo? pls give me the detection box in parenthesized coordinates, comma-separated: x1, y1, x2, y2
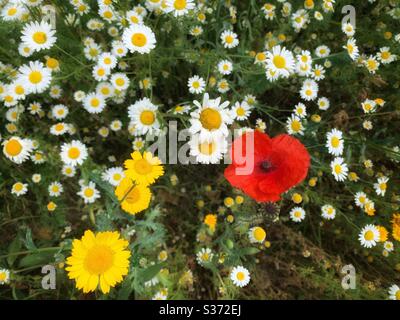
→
(377, 226, 388, 242)
(47, 201, 57, 212)
(124, 151, 164, 186)
(224, 197, 235, 207)
(115, 177, 151, 215)
(204, 214, 217, 232)
(393, 224, 400, 242)
(292, 193, 303, 204)
(65, 230, 131, 294)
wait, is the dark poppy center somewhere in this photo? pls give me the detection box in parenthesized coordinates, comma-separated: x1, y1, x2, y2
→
(260, 160, 273, 172)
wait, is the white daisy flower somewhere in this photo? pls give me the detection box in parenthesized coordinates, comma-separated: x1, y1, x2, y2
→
(377, 47, 396, 64)
(388, 284, 400, 300)
(126, 10, 143, 25)
(342, 22, 355, 37)
(92, 65, 111, 82)
(300, 78, 318, 101)
(110, 119, 122, 131)
(374, 176, 388, 197)
(358, 224, 380, 248)
(196, 248, 214, 266)
(1, 3, 25, 22)
(60, 140, 88, 167)
(48, 181, 63, 197)
(189, 134, 227, 164)
(217, 79, 230, 93)
(364, 55, 380, 74)
(18, 43, 33, 57)
(217, 60, 233, 75)
(111, 40, 128, 58)
(189, 93, 233, 142)
(110, 73, 130, 91)
(164, 0, 195, 17)
(18, 61, 52, 94)
(230, 266, 250, 287)
(293, 102, 307, 118)
(96, 82, 114, 98)
(122, 24, 156, 54)
(383, 241, 394, 253)
(62, 165, 76, 178)
(188, 75, 206, 94)
(344, 38, 359, 60)
(20, 20, 56, 52)
(326, 128, 344, 156)
(317, 97, 330, 110)
(77, 181, 101, 204)
(50, 122, 69, 136)
(101, 167, 125, 187)
(11, 182, 28, 196)
(289, 207, 306, 222)
(232, 101, 251, 121)
(128, 97, 160, 135)
(330, 157, 348, 182)
(286, 114, 304, 136)
(321, 205, 336, 220)
(354, 191, 368, 208)
(2, 136, 34, 164)
(312, 64, 325, 81)
(52, 104, 69, 120)
(97, 52, 118, 70)
(315, 45, 330, 58)
(220, 30, 239, 49)
(248, 226, 266, 243)
(0, 268, 10, 284)
(83, 92, 106, 114)
(265, 45, 295, 79)
(361, 99, 377, 114)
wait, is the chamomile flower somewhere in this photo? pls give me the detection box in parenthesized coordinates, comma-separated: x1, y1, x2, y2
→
(83, 92, 106, 114)
(384, 241, 394, 253)
(388, 284, 400, 300)
(312, 65, 325, 81)
(21, 21, 56, 52)
(220, 30, 239, 49)
(364, 55, 380, 74)
(315, 45, 330, 58)
(188, 75, 206, 94)
(189, 25, 203, 36)
(330, 157, 348, 182)
(358, 224, 380, 248)
(126, 10, 143, 25)
(377, 47, 396, 64)
(92, 65, 110, 81)
(300, 79, 318, 101)
(132, 137, 145, 150)
(254, 51, 267, 64)
(361, 99, 377, 114)
(232, 101, 251, 121)
(374, 176, 388, 196)
(0, 269, 10, 285)
(52, 104, 69, 120)
(77, 181, 101, 204)
(189, 93, 233, 142)
(11, 182, 28, 196)
(62, 165, 76, 178)
(189, 134, 227, 164)
(344, 38, 359, 60)
(2, 3, 25, 22)
(128, 98, 160, 135)
(122, 24, 156, 54)
(321, 205, 336, 220)
(48, 181, 63, 197)
(342, 22, 355, 37)
(326, 128, 344, 156)
(196, 248, 214, 266)
(102, 167, 125, 186)
(111, 40, 128, 58)
(248, 227, 266, 243)
(293, 102, 307, 118)
(317, 97, 330, 110)
(97, 52, 117, 70)
(50, 122, 69, 136)
(18, 61, 52, 94)
(110, 119, 122, 131)
(290, 207, 306, 222)
(60, 140, 88, 167)
(96, 82, 114, 98)
(165, 0, 195, 17)
(217, 60, 233, 75)
(2, 136, 34, 164)
(265, 45, 295, 79)
(286, 114, 304, 135)
(217, 79, 230, 93)
(230, 266, 250, 287)
(110, 73, 130, 91)
(18, 43, 33, 57)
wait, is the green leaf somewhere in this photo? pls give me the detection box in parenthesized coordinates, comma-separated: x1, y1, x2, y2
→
(138, 263, 163, 283)
(18, 252, 55, 268)
(7, 235, 22, 267)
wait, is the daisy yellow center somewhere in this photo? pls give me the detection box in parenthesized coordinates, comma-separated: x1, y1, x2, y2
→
(192, 81, 200, 89)
(52, 186, 59, 192)
(134, 158, 153, 175)
(295, 17, 302, 23)
(396, 290, 400, 300)
(200, 108, 222, 130)
(331, 137, 340, 148)
(104, 57, 112, 65)
(225, 35, 234, 44)
(5, 139, 22, 156)
(294, 211, 302, 218)
(84, 188, 94, 198)
(364, 230, 374, 241)
(84, 245, 114, 275)
(55, 123, 64, 131)
(116, 78, 125, 86)
(125, 187, 140, 204)
(15, 85, 25, 95)
(236, 107, 245, 116)
(236, 272, 245, 281)
(347, 44, 354, 53)
(101, 87, 110, 95)
(29, 71, 43, 84)
(256, 52, 266, 61)
(174, 0, 186, 10)
(113, 173, 122, 181)
(305, 89, 312, 96)
(91, 98, 100, 107)
(8, 8, 17, 16)
(291, 120, 301, 132)
(381, 52, 390, 60)
(380, 183, 387, 190)
(103, 11, 113, 19)
(334, 164, 342, 174)
(33, 31, 47, 44)
(199, 142, 216, 155)
(368, 60, 377, 69)
(97, 69, 105, 76)
(57, 109, 64, 115)
(140, 110, 155, 125)
(47, 58, 59, 70)
(253, 227, 266, 241)
(68, 147, 80, 159)
(130, 16, 139, 23)
(131, 33, 147, 47)
(14, 183, 23, 192)
(273, 55, 286, 69)
(0, 272, 6, 281)
(201, 253, 209, 261)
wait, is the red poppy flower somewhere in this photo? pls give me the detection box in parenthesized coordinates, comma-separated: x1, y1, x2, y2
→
(224, 130, 310, 202)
